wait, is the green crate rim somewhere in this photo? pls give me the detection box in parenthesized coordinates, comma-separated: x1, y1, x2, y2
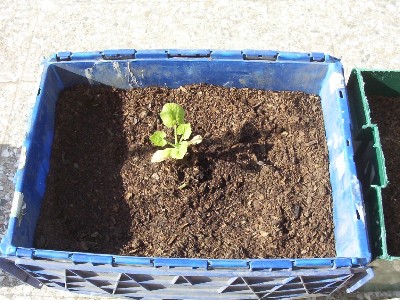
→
(349, 68, 400, 261)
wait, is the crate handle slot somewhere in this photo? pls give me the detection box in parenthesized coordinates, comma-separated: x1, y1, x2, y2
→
(167, 50, 211, 58)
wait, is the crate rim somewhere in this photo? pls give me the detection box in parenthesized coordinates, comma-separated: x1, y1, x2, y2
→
(349, 68, 400, 261)
(1, 49, 372, 272)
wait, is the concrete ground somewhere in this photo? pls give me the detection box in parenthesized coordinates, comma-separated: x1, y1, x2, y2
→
(0, 0, 399, 299)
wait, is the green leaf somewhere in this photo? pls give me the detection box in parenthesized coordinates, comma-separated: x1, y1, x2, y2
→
(170, 142, 188, 159)
(160, 103, 185, 128)
(150, 131, 167, 147)
(151, 148, 173, 163)
(177, 123, 192, 140)
(188, 135, 203, 145)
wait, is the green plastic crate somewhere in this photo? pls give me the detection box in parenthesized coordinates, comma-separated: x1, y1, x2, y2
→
(348, 69, 400, 291)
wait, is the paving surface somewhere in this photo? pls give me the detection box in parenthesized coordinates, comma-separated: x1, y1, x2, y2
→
(0, 0, 400, 299)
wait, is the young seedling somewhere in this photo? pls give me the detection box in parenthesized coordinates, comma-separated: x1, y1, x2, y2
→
(150, 103, 202, 163)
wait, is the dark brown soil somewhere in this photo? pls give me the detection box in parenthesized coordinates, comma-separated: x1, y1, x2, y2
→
(368, 95, 400, 256)
(35, 84, 335, 259)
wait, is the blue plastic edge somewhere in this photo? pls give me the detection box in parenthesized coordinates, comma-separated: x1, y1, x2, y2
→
(208, 259, 249, 268)
(71, 51, 102, 60)
(135, 49, 168, 59)
(154, 258, 208, 269)
(167, 49, 211, 57)
(7, 248, 363, 270)
(71, 253, 113, 265)
(324, 62, 371, 263)
(102, 49, 136, 60)
(250, 260, 293, 270)
(32, 249, 70, 260)
(47, 49, 337, 63)
(334, 258, 353, 268)
(294, 258, 332, 268)
(113, 256, 152, 266)
(278, 51, 311, 62)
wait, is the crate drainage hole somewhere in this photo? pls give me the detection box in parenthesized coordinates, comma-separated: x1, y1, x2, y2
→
(356, 209, 360, 220)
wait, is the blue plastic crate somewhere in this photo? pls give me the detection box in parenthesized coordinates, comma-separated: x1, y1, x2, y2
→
(0, 49, 373, 299)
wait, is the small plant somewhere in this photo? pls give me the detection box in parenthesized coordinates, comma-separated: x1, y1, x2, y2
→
(150, 103, 202, 163)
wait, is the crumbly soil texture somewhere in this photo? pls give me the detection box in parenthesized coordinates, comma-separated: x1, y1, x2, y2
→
(369, 95, 400, 256)
(35, 84, 335, 259)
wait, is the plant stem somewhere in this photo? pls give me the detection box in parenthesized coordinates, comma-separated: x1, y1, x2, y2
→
(174, 124, 178, 146)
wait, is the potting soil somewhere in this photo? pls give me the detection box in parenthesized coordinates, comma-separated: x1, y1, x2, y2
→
(35, 84, 335, 259)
